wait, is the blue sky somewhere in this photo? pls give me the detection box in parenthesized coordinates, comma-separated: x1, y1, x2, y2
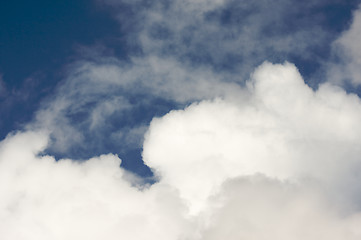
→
(0, 0, 119, 136)
(2, 0, 361, 239)
(1, 0, 359, 173)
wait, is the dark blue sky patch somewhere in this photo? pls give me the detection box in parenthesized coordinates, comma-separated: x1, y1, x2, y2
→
(0, 0, 120, 85)
(0, 72, 52, 140)
(0, 0, 127, 141)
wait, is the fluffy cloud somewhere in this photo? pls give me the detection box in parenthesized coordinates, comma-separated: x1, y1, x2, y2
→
(143, 62, 361, 213)
(0, 131, 193, 240)
(2, 62, 361, 239)
(198, 176, 361, 240)
(2, 1, 361, 239)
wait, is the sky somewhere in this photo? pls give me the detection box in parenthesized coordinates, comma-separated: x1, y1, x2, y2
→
(1, 0, 361, 239)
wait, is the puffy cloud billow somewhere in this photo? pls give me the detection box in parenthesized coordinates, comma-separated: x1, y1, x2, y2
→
(144, 62, 361, 214)
(2, 0, 361, 239)
(2, 62, 361, 239)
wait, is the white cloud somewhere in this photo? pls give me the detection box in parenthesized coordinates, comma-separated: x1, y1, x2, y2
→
(0, 131, 193, 240)
(2, 62, 361, 239)
(3, 1, 361, 238)
(198, 176, 361, 240)
(143, 61, 361, 214)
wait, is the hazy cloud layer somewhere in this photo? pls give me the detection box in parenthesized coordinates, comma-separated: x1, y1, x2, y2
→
(102, 0, 343, 75)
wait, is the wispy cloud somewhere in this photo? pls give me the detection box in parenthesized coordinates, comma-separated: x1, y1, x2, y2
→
(103, 0, 339, 73)
(30, 0, 355, 158)
(0, 75, 7, 99)
(1, 0, 361, 239)
(327, 6, 361, 86)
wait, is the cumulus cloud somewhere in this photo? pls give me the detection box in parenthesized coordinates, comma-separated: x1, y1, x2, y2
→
(0, 131, 193, 240)
(143, 62, 361, 213)
(2, 62, 361, 239)
(199, 176, 361, 240)
(3, 1, 361, 239)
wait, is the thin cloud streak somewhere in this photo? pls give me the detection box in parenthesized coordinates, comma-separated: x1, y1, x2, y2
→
(327, 5, 361, 86)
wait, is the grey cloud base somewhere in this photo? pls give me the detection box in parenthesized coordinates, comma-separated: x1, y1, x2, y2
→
(1, 62, 361, 239)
